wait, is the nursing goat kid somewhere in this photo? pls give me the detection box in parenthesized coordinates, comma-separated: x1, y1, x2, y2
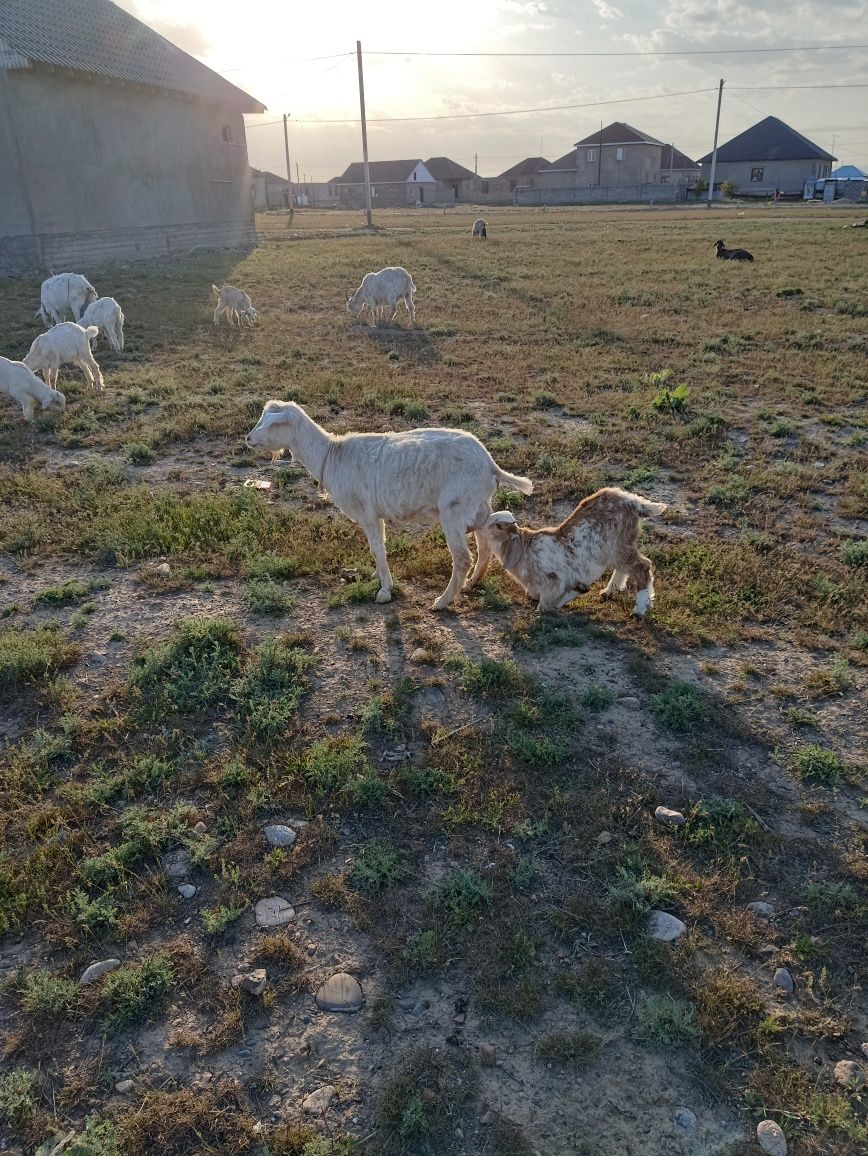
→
(469, 487, 666, 617)
(247, 401, 533, 610)
(346, 267, 416, 326)
(79, 297, 125, 352)
(212, 284, 258, 326)
(24, 323, 104, 391)
(0, 357, 66, 422)
(36, 273, 98, 326)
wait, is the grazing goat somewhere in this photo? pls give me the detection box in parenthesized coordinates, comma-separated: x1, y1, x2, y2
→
(715, 240, 754, 262)
(79, 297, 125, 352)
(472, 218, 488, 239)
(0, 357, 66, 422)
(246, 401, 533, 610)
(24, 323, 104, 391)
(468, 487, 667, 617)
(346, 267, 416, 327)
(36, 273, 98, 326)
(212, 284, 258, 326)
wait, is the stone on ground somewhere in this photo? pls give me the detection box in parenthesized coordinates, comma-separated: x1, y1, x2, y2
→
(315, 972, 364, 1012)
(264, 824, 296, 848)
(655, 806, 686, 827)
(756, 1119, 787, 1156)
(648, 910, 686, 941)
(302, 1085, 336, 1114)
(255, 896, 295, 929)
(79, 959, 121, 985)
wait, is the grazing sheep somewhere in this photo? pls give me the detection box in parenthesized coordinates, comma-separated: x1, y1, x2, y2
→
(24, 323, 104, 391)
(472, 218, 488, 239)
(79, 297, 125, 352)
(36, 273, 98, 326)
(468, 487, 667, 617)
(212, 284, 258, 326)
(0, 356, 66, 422)
(346, 267, 416, 327)
(715, 240, 754, 262)
(246, 401, 533, 610)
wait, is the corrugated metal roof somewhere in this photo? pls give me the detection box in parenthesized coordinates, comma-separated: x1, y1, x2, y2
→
(425, 156, 477, 180)
(497, 157, 549, 180)
(332, 159, 429, 184)
(697, 117, 833, 164)
(0, 0, 264, 112)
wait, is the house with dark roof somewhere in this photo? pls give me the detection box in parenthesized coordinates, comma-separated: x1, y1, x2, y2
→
(660, 145, 700, 187)
(329, 159, 436, 208)
(698, 116, 834, 197)
(542, 123, 667, 190)
(0, 0, 264, 271)
(424, 157, 481, 202)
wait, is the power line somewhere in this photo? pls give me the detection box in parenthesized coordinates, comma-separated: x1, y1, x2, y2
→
(366, 44, 868, 58)
(729, 83, 868, 90)
(245, 85, 715, 127)
(215, 51, 353, 74)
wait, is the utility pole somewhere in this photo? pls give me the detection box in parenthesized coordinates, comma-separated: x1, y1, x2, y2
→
(474, 152, 478, 175)
(282, 113, 294, 217)
(356, 40, 373, 228)
(707, 79, 724, 206)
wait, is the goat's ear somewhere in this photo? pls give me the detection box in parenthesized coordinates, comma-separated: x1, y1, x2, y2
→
(501, 534, 523, 571)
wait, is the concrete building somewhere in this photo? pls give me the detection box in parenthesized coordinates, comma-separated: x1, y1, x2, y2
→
(424, 157, 481, 203)
(660, 145, 700, 188)
(698, 116, 834, 197)
(474, 157, 550, 202)
(0, 0, 264, 273)
(250, 170, 340, 210)
(329, 160, 437, 208)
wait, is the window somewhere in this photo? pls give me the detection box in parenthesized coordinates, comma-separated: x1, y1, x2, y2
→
(750, 167, 764, 182)
(221, 124, 233, 142)
(587, 148, 596, 162)
(480, 180, 489, 194)
(412, 170, 417, 181)
(615, 147, 625, 161)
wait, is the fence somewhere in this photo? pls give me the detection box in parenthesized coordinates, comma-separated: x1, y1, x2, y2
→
(515, 183, 690, 206)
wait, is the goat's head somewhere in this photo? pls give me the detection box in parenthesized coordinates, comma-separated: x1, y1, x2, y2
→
(246, 399, 305, 453)
(714, 240, 725, 250)
(43, 389, 66, 413)
(245, 306, 259, 323)
(346, 290, 363, 317)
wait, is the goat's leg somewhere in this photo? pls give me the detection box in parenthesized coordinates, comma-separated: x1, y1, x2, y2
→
(406, 294, 415, 326)
(601, 568, 630, 599)
(631, 556, 655, 618)
(431, 521, 473, 611)
(21, 397, 36, 422)
(463, 531, 492, 591)
(81, 351, 104, 391)
(361, 518, 394, 604)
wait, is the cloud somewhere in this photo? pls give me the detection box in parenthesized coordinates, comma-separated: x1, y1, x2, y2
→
(592, 0, 623, 17)
(113, 1, 211, 58)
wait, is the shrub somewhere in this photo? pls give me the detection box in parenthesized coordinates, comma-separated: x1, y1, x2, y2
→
(0, 624, 80, 695)
(650, 680, 705, 733)
(637, 995, 699, 1049)
(353, 839, 407, 892)
(129, 616, 242, 718)
(793, 745, 844, 784)
(99, 954, 174, 1033)
(434, 868, 492, 930)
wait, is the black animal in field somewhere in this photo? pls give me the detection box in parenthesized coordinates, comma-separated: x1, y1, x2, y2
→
(715, 239, 754, 262)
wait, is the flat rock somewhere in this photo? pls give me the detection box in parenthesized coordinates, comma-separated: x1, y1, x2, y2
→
(756, 1119, 787, 1156)
(232, 968, 267, 996)
(264, 824, 296, 848)
(255, 896, 295, 929)
(674, 1108, 697, 1132)
(315, 972, 364, 1013)
(192, 821, 208, 838)
(409, 647, 429, 663)
(618, 696, 641, 710)
(178, 883, 197, 899)
(834, 1060, 866, 1090)
(302, 1085, 336, 1115)
(748, 901, 775, 920)
(479, 1043, 497, 1067)
(655, 806, 686, 827)
(161, 847, 192, 882)
(155, 562, 171, 577)
(80, 959, 121, 985)
(773, 967, 794, 993)
(648, 910, 686, 942)
(114, 1079, 134, 1093)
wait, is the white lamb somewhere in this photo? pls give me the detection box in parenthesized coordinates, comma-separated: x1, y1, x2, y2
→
(24, 323, 104, 391)
(472, 218, 488, 239)
(346, 267, 416, 327)
(468, 487, 667, 616)
(36, 273, 98, 326)
(246, 401, 533, 610)
(0, 357, 66, 422)
(79, 297, 125, 352)
(212, 284, 258, 326)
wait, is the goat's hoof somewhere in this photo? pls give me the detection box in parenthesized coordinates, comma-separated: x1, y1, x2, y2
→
(429, 598, 451, 612)
(375, 589, 392, 604)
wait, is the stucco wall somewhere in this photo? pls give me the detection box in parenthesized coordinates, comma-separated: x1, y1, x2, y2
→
(710, 158, 832, 196)
(542, 143, 663, 191)
(0, 67, 256, 272)
(517, 183, 685, 205)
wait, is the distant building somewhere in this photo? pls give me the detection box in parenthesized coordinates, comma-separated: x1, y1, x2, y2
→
(250, 169, 338, 210)
(532, 124, 692, 204)
(424, 156, 481, 202)
(1, 0, 264, 272)
(329, 159, 436, 208)
(698, 116, 834, 197)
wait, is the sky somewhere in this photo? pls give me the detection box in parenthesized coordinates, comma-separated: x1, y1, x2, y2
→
(121, 1, 868, 180)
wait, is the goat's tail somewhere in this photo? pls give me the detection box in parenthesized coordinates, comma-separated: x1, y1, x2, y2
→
(619, 491, 667, 517)
(84, 325, 100, 340)
(494, 466, 533, 495)
(34, 306, 47, 326)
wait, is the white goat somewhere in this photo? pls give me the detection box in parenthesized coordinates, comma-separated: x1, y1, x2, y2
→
(472, 218, 488, 239)
(36, 273, 98, 326)
(246, 401, 533, 610)
(24, 323, 104, 391)
(468, 487, 667, 616)
(212, 284, 258, 326)
(79, 297, 125, 352)
(346, 267, 416, 327)
(0, 357, 66, 422)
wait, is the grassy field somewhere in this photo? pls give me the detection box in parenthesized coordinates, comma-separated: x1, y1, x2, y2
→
(0, 203, 866, 1156)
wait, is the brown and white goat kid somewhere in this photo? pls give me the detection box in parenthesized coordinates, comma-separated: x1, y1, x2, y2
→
(467, 487, 666, 616)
